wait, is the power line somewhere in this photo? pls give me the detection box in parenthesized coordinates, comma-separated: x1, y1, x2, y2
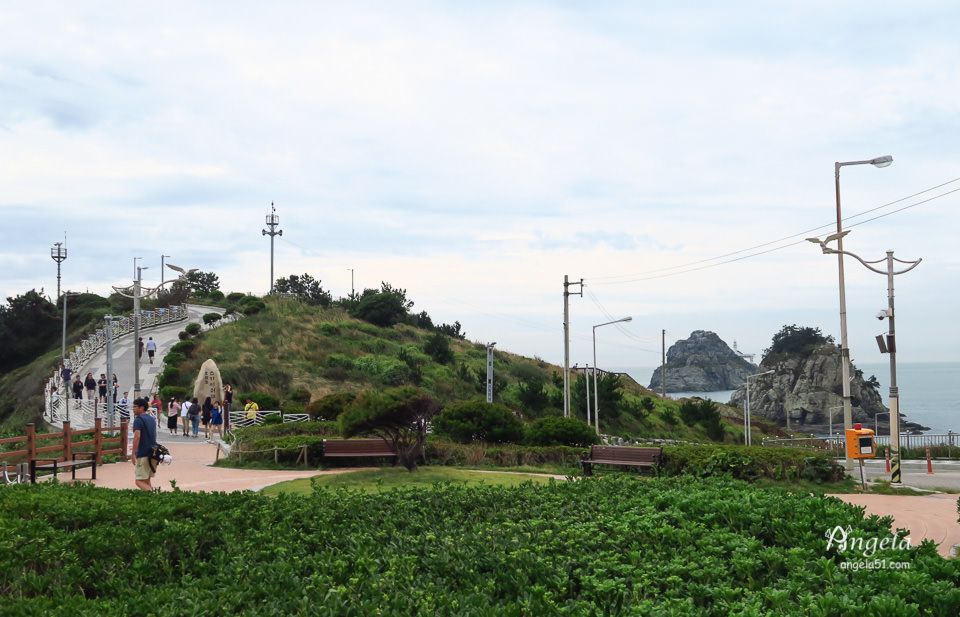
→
(587, 177, 960, 286)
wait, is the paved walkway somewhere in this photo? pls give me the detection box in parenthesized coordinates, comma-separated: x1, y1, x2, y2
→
(58, 440, 960, 559)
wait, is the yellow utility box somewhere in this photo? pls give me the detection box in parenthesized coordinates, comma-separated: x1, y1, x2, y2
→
(845, 423, 876, 459)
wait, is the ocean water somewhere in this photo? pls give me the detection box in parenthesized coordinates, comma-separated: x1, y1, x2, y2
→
(622, 362, 960, 434)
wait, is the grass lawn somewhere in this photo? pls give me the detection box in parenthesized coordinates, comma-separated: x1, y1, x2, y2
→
(261, 466, 561, 496)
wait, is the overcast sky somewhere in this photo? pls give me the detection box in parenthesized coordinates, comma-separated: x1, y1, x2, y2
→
(3, 2, 959, 382)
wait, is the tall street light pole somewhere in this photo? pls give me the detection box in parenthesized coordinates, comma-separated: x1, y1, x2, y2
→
(51, 241, 67, 300)
(745, 370, 774, 446)
(808, 236, 920, 486)
(161, 255, 171, 288)
(832, 155, 892, 467)
(592, 316, 631, 435)
(133, 266, 148, 400)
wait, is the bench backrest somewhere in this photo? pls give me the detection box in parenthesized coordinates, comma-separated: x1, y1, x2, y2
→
(322, 438, 396, 456)
(589, 445, 662, 464)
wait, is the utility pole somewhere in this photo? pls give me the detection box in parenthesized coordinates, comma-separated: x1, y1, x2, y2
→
(486, 343, 496, 403)
(262, 202, 282, 294)
(661, 329, 666, 399)
(562, 275, 583, 417)
(133, 267, 147, 400)
(51, 240, 67, 301)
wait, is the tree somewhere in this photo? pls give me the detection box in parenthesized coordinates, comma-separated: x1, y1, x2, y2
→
(185, 271, 220, 295)
(517, 377, 550, 417)
(0, 290, 60, 372)
(423, 331, 454, 364)
(570, 373, 624, 419)
(433, 400, 524, 444)
(352, 282, 414, 327)
(435, 321, 465, 340)
(274, 273, 332, 306)
(339, 386, 441, 471)
(764, 324, 834, 359)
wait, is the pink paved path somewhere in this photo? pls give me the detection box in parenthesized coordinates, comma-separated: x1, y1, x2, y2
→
(59, 442, 960, 558)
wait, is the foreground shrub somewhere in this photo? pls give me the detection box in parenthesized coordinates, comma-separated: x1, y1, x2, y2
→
(662, 445, 844, 483)
(0, 477, 953, 615)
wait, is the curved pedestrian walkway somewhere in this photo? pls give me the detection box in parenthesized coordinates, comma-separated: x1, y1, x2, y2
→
(71, 440, 960, 559)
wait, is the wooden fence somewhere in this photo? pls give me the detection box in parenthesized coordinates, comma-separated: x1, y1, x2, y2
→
(0, 420, 128, 482)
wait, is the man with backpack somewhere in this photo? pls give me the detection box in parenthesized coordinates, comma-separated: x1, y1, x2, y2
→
(131, 398, 158, 491)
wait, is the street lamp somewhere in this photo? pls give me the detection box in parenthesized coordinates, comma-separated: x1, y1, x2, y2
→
(745, 370, 774, 446)
(808, 235, 920, 485)
(592, 316, 632, 434)
(829, 155, 893, 465)
(161, 255, 171, 287)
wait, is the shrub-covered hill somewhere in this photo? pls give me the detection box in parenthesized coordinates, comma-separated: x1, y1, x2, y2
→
(160, 296, 767, 443)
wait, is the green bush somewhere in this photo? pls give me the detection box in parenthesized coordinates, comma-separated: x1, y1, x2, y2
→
(286, 388, 312, 405)
(202, 313, 222, 325)
(4, 477, 948, 615)
(159, 385, 189, 403)
(423, 439, 585, 468)
(157, 366, 181, 390)
(239, 392, 280, 411)
(162, 351, 187, 367)
(209, 290, 225, 301)
(423, 332, 454, 364)
(169, 340, 197, 356)
(184, 322, 202, 336)
(322, 354, 355, 370)
(433, 400, 525, 444)
(524, 416, 600, 448)
(318, 322, 340, 336)
(661, 445, 844, 483)
(307, 393, 356, 421)
(262, 414, 283, 425)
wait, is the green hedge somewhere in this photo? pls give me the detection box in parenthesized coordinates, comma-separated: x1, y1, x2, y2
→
(424, 440, 584, 469)
(662, 445, 844, 483)
(1, 478, 954, 615)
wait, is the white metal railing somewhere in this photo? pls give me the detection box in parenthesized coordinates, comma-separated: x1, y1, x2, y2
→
(763, 432, 960, 453)
(228, 411, 311, 428)
(44, 305, 189, 424)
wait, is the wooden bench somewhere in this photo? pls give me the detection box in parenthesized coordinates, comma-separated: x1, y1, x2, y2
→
(322, 438, 396, 464)
(29, 452, 97, 483)
(582, 445, 662, 476)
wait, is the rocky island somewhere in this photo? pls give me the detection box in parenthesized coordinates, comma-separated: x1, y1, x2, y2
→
(648, 330, 757, 392)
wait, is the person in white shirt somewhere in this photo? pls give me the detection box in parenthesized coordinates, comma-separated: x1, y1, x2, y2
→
(146, 337, 158, 363)
(180, 398, 191, 436)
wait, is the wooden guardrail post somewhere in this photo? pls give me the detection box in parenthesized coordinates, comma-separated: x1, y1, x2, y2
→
(94, 417, 103, 465)
(120, 419, 129, 461)
(62, 420, 72, 462)
(26, 423, 36, 462)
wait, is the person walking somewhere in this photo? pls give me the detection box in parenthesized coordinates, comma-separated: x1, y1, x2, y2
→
(146, 337, 157, 364)
(112, 373, 119, 404)
(167, 397, 180, 435)
(138, 337, 144, 362)
(201, 397, 213, 440)
(131, 397, 158, 491)
(210, 400, 223, 440)
(60, 364, 72, 390)
(72, 376, 84, 408)
(181, 398, 191, 436)
(188, 398, 201, 438)
(84, 373, 97, 401)
(151, 394, 163, 426)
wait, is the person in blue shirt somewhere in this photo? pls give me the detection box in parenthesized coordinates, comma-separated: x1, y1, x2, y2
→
(131, 397, 158, 491)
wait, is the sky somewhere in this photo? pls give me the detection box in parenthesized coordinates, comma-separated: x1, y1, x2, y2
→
(3, 1, 959, 385)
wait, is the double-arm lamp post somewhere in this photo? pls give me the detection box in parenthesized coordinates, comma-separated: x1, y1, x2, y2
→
(592, 316, 631, 435)
(807, 234, 920, 485)
(828, 155, 893, 467)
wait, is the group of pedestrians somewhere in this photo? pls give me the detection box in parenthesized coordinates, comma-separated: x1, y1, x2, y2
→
(166, 395, 224, 440)
(60, 364, 122, 411)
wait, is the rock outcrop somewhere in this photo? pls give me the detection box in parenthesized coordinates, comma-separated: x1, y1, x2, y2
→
(728, 343, 927, 432)
(648, 330, 758, 392)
